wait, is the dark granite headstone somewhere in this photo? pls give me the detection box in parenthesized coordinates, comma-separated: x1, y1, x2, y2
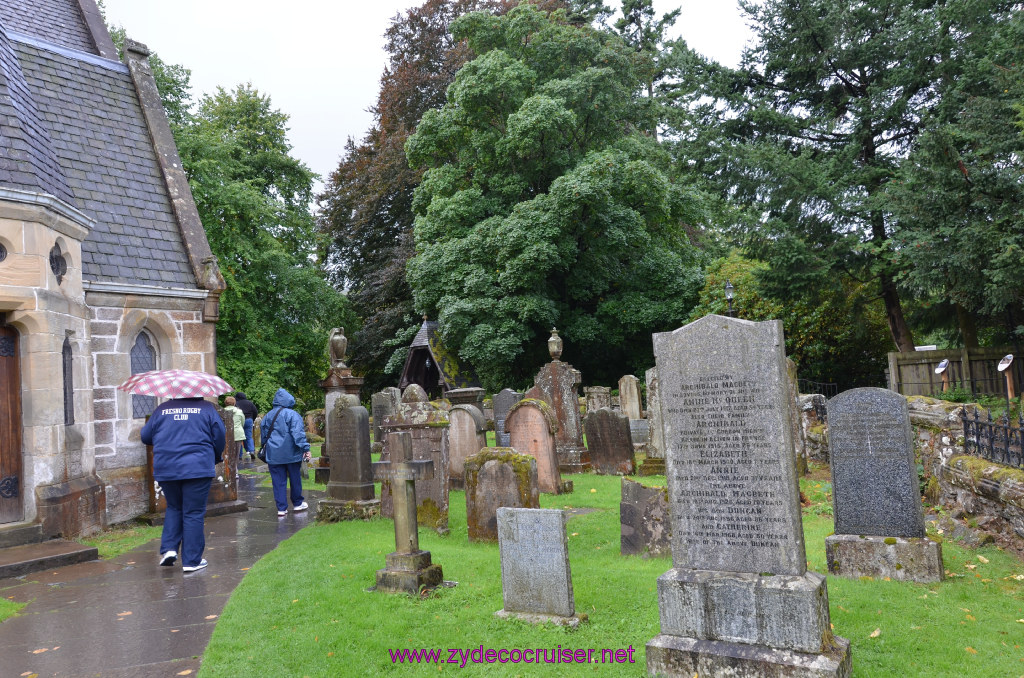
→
(493, 388, 522, 448)
(371, 387, 401, 445)
(584, 408, 636, 475)
(465, 448, 539, 542)
(317, 397, 379, 522)
(620, 478, 670, 557)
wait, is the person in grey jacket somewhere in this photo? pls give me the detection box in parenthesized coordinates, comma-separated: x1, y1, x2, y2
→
(260, 388, 311, 516)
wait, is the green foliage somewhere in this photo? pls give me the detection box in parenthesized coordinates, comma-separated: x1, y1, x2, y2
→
(406, 3, 708, 390)
(78, 521, 163, 560)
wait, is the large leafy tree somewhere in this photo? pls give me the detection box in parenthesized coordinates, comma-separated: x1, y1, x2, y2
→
(405, 3, 707, 389)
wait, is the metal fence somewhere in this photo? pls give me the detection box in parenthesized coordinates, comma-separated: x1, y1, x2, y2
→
(797, 379, 839, 398)
(961, 407, 1024, 470)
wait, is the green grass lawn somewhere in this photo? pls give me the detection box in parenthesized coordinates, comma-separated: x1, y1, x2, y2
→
(198, 470, 1024, 677)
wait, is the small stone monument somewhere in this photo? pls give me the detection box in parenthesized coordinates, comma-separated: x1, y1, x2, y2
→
(316, 395, 380, 522)
(618, 374, 643, 420)
(447, 404, 487, 490)
(495, 507, 580, 627)
(371, 387, 401, 451)
(316, 329, 363, 484)
(492, 388, 522, 447)
(584, 408, 636, 475)
(620, 477, 670, 557)
(639, 367, 665, 475)
(527, 329, 589, 473)
(646, 315, 851, 678)
(825, 388, 943, 583)
(506, 398, 570, 494)
(371, 432, 444, 595)
(446, 387, 485, 418)
(464, 448, 539, 542)
(584, 386, 611, 414)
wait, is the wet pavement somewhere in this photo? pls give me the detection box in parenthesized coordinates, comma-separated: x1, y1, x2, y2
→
(0, 472, 322, 677)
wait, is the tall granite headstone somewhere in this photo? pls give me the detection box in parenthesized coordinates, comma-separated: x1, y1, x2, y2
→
(371, 387, 401, 448)
(316, 396, 380, 522)
(584, 408, 636, 475)
(584, 386, 611, 414)
(447, 404, 487, 490)
(493, 388, 522, 448)
(646, 315, 851, 678)
(464, 448, 539, 542)
(506, 399, 569, 495)
(639, 367, 666, 475)
(825, 388, 943, 583)
(495, 507, 579, 627)
(618, 374, 643, 420)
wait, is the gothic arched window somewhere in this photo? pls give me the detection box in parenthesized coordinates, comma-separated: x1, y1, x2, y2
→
(130, 332, 156, 418)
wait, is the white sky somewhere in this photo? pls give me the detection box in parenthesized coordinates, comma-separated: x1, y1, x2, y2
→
(100, 1, 753, 189)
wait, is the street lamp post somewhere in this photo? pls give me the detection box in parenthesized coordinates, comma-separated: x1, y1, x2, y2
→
(724, 279, 735, 318)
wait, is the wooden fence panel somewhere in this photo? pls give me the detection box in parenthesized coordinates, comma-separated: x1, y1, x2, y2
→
(887, 346, 1022, 398)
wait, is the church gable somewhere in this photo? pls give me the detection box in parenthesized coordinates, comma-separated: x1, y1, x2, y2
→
(0, 0, 96, 55)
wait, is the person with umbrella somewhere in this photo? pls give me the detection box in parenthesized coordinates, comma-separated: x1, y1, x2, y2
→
(125, 370, 229, 573)
(261, 388, 311, 516)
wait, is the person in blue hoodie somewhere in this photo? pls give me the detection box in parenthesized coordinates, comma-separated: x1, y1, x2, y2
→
(261, 388, 311, 516)
(141, 397, 226, 572)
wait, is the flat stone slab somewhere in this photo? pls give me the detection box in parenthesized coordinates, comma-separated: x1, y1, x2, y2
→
(494, 608, 582, 628)
(316, 498, 380, 523)
(0, 539, 98, 579)
(825, 534, 943, 583)
(647, 633, 852, 678)
(497, 507, 575, 619)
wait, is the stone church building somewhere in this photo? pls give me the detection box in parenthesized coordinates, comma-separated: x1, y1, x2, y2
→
(0, 0, 224, 548)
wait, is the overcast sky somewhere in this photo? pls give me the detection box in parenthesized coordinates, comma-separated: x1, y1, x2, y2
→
(100, 1, 753, 190)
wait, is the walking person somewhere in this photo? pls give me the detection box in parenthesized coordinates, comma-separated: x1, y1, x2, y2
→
(223, 396, 246, 462)
(261, 388, 311, 516)
(141, 396, 226, 572)
(234, 391, 259, 460)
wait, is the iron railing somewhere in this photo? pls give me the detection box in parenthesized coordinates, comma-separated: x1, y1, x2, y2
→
(961, 407, 1024, 470)
(798, 379, 839, 398)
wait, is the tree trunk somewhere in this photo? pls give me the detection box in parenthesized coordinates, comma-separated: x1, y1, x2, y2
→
(956, 303, 979, 348)
(880, 272, 916, 353)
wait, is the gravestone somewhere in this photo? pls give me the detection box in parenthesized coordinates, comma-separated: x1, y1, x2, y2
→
(825, 388, 943, 583)
(316, 396, 380, 522)
(618, 374, 643, 420)
(495, 507, 579, 627)
(621, 478, 670, 557)
(371, 432, 444, 594)
(629, 419, 650, 446)
(493, 388, 522, 448)
(787, 358, 809, 475)
(584, 408, 636, 475)
(379, 393, 450, 534)
(316, 369, 363, 484)
(646, 315, 851, 678)
(446, 387, 485, 418)
(371, 387, 402, 449)
(464, 448, 539, 542)
(528, 333, 588, 473)
(447, 404, 487, 491)
(506, 399, 569, 494)
(639, 367, 665, 475)
(584, 386, 611, 414)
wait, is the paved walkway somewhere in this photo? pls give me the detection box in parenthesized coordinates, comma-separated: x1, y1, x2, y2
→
(0, 472, 321, 677)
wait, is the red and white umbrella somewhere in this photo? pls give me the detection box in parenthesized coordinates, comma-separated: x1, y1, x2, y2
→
(117, 369, 233, 399)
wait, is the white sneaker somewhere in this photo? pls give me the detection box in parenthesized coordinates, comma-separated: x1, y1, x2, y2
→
(159, 550, 177, 566)
(182, 559, 208, 573)
(293, 501, 308, 512)
(277, 510, 287, 517)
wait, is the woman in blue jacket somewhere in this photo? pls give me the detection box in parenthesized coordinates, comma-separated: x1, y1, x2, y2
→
(261, 388, 311, 516)
(141, 397, 226, 572)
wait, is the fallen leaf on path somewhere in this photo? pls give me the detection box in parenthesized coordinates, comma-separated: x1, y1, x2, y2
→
(590, 488, 596, 493)
(205, 615, 218, 620)
(116, 611, 132, 617)
(177, 670, 193, 676)
(32, 648, 48, 654)
(966, 614, 976, 621)
(965, 647, 978, 655)
(960, 608, 971, 612)
(869, 628, 881, 638)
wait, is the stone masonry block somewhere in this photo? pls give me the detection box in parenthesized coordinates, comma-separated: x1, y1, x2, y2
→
(183, 321, 213, 353)
(825, 534, 943, 583)
(94, 352, 129, 387)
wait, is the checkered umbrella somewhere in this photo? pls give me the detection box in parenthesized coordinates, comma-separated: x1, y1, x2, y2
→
(117, 369, 233, 399)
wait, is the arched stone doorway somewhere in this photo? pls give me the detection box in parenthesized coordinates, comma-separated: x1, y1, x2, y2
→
(0, 324, 23, 523)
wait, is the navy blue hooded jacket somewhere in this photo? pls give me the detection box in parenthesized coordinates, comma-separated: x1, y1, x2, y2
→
(260, 388, 310, 465)
(141, 398, 226, 481)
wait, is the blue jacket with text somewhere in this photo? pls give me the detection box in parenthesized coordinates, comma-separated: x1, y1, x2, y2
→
(141, 398, 226, 481)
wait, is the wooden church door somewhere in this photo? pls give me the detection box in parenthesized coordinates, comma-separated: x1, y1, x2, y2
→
(0, 325, 23, 523)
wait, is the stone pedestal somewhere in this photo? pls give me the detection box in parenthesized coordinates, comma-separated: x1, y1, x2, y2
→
(638, 457, 665, 476)
(445, 387, 485, 417)
(647, 635, 851, 678)
(825, 534, 943, 583)
(375, 549, 443, 595)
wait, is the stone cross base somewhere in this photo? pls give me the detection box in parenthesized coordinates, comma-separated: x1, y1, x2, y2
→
(646, 634, 851, 678)
(655, 569, 833, 653)
(637, 456, 665, 476)
(316, 498, 380, 523)
(494, 609, 581, 628)
(375, 550, 443, 595)
(556, 446, 590, 474)
(825, 534, 944, 583)
(314, 459, 331, 485)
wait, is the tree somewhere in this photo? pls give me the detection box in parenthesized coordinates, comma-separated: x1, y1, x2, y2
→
(405, 3, 708, 389)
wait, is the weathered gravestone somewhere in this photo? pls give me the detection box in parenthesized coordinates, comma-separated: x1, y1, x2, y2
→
(493, 388, 522, 448)
(446, 387, 485, 419)
(316, 395, 380, 522)
(584, 408, 636, 475)
(465, 448, 539, 542)
(371, 432, 444, 594)
(825, 388, 943, 583)
(639, 367, 666, 476)
(527, 330, 588, 473)
(379, 385, 450, 534)
(506, 399, 570, 494)
(371, 387, 401, 451)
(621, 477, 670, 557)
(646, 315, 851, 678)
(584, 386, 611, 414)
(787, 358, 809, 475)
(316, 370, 364, 484)
(447, 404, 487, 491)
(495, 507, 580, 627)
(618, 374, 643, 420)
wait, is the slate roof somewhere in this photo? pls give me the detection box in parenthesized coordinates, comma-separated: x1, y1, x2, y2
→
(0, 0, 95, 55)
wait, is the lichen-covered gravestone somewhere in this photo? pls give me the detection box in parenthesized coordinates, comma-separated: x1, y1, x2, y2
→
(464, 448, 539, 542)
(618, 374, 643, 420)
(646, 315, 851, 678)
(527, 334, 588, 472)
(584, 386, 611, 414)
(506, 399, 569, 494)
(620, 478, 670, 557)
(584, 408, 636, 475)
(447, 404, 487, 491)
(371, 387, 401, 451)
(639, 367, 665, 475)
(495, 507, 579, 627)
(316, 396, 379, 522)
(825, 387, 943, 583)
(492, 388, 522, 448)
